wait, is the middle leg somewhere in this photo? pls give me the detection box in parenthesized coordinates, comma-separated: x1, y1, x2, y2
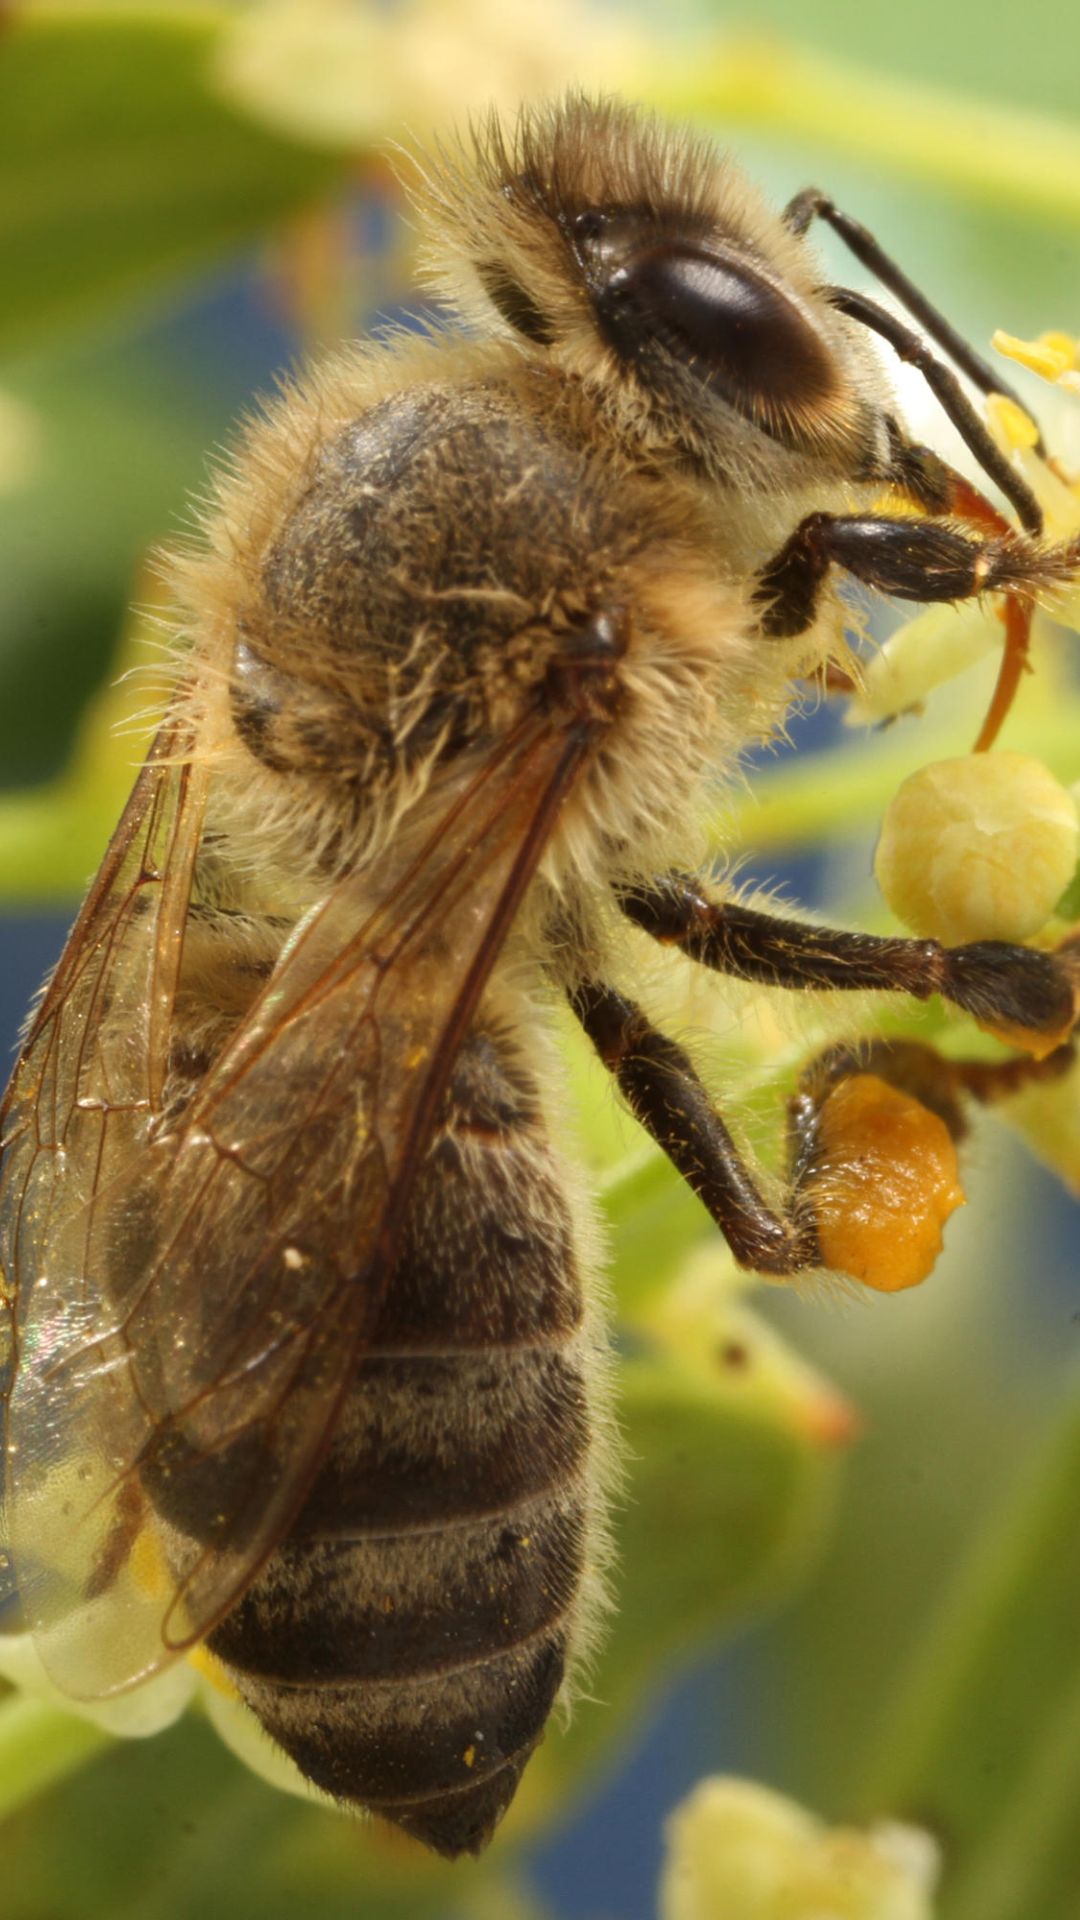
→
(617, 879, 1080, 1056)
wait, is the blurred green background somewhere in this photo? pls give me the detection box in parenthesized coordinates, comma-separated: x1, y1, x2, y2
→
(2, 5, 1080, 1918)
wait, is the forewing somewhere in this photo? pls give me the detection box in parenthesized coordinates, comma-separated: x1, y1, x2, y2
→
(0, 720, 206, 1664)
(4, 715, 587, 1697)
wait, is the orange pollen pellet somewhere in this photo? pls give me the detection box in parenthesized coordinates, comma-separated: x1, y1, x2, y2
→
(810, 1074, 966, 1293)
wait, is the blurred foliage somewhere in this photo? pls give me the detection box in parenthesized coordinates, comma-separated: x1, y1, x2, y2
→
(2, 5, 1080, 1920)
(864, 1387, 1080, 1920)
(0, 7, 344, 359)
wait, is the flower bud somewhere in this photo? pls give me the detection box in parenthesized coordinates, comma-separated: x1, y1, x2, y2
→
(874, 752, 1078, 946)
(659, 1776, 938, 1920)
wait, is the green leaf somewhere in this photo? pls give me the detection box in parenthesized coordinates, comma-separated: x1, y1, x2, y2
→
(0, 3, 343, 358)
(655, 35, 1080, 226)
(0, 632, 144, 901)
(0, 1707, 476, 1920)
(602, 1150, 718, 1311)
(862, 1378, 1080, 1920)
(722, 691, 1080, 857)
(0, 1693, 112, 1826)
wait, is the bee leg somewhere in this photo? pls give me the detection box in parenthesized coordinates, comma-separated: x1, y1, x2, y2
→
(618, 882, 1080, 1054)
(568, 977, 816, 1275)
(792, 1036, 1074, 1148)
(785, 1034, 1073, 1289)
(755, 507, 1079, 642)
(783, 186, 1046, 459)
(756, 306, 1077, 743)
(754, 469, 1080, 744)
(870, 429, 1039, 750)
(800, 426, 1038, 734)
(569, 976, 1072, 1287)
(756, 433, 1080, 746)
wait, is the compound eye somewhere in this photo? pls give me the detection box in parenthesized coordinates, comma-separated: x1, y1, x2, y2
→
(596, 243, 836, 427)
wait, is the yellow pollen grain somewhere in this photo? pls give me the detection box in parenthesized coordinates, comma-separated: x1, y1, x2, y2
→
(993, 328, 1077, 382)
(985, 392, 1040, 454)
(188, 1644, 241, 1701)
(463, 1745, 476, 1769)
(130, 1529, 171, 1602)
(1040, 330, 1080, 363)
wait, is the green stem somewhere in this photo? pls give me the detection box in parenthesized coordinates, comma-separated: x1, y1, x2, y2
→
(943, 1662, 1080, 1920)
(858, 1382, 1080, 1920)
(719, 698, 1080, 855)
(453, 1881, 558, 1920)
(653, 36, 1080, 224)
(0, 1693, 113, 1822)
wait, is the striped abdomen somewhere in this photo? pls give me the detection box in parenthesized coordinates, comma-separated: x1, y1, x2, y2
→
(208, 1021, 601, 1857)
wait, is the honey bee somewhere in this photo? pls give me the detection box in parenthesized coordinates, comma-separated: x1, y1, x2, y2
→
(2, 95, 1079, 1860)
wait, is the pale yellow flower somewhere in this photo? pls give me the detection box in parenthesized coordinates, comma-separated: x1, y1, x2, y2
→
(992, 329, 1080, 399)
(211, 0, 649, 150)
(0, 1631, 323, 1806)
(659, 1776, 939, 1920)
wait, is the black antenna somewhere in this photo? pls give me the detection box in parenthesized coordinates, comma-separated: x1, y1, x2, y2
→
(830, 285, 1043, 534)
(784, 188, 1046, 459)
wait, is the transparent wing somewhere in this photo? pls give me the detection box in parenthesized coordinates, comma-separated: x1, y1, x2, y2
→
(0, 718, 206, 1667)
(2, 714, 586, 1698)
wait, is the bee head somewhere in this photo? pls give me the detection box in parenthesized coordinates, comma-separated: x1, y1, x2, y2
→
(408, 93, 890, 490)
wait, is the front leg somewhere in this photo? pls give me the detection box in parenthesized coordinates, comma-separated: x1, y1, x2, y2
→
(618, 880, 1079, 1056)
(754, 508, 1078, 641)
